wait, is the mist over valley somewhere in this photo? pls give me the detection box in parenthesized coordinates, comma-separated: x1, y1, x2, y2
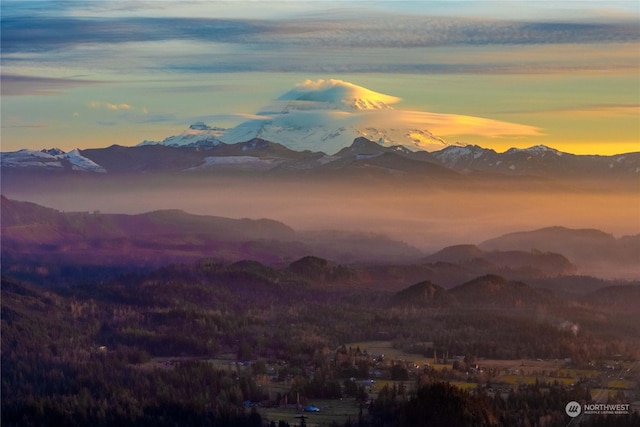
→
(3, 152, 637, 281)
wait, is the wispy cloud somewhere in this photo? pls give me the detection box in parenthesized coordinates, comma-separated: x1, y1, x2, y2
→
(545, 104, 640, 117)
(356, 109, 543, 139)
(135, 113, 178, 124)
(217, 78, 544, 142)
(87, 100, 176, 125)
(109, 103, 131, 110)
(1, 114, 48, 131)
(0, 74, 104, 96)
(2, 3, 638, 78)
(3, 14, 637, 53)
(192, 113, 275, 124)
(2, 122, 47, 129)
(496, 103, 640, 117)
(89, 101, 133, 111)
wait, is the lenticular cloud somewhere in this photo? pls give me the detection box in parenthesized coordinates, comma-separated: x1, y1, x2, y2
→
(276, 79, 401, 111)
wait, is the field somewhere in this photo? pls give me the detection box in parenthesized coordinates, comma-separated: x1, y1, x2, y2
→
(258, 398, 362, 427)
(236, 341, 629, 425)
(134, 341, 639, 426)
(348, 341, 637, 392)
(346, 340, 442, 369)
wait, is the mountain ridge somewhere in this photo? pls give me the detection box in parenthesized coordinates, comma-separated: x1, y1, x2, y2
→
(480, 227, 640, 279)
(3, 197, 637, 287)
(0, 196, 424, 275)
(433, 144, 640, 178)
(2, 137, 638, 181)
(423, 244, 576, 277)
(391, 274, 560, 309)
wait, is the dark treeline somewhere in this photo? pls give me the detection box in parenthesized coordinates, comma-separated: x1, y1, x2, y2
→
(2, 257, 639, 426)
(366, 381, 640, 427)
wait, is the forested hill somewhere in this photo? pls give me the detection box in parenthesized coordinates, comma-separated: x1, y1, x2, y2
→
(3, 258, 640, 426)
(1, 195, 296, 241)
(0, 196, 422, 276)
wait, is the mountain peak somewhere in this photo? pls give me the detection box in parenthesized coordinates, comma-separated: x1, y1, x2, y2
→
(138, 124, 224, 147)
(393, 281, 453, 307)
(41, 148, 65, 156)
(349, 137, 388, 152)
(505, 145, 563, 156)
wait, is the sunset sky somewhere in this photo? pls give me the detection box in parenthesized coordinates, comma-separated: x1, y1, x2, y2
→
(2, 0, 639, 155)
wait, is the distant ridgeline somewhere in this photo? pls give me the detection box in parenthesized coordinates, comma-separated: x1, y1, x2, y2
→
(1, 136, 638, 181)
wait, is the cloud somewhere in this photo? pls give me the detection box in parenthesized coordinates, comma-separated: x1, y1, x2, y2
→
(135, 113, 178, 124)
(2, 4, 638, 77)
(0, 15, 272, 54)
(106, 103, 133, 111)
(219, 78, 544, 147)
(89, 101, 134, 111)
(1, 122, 46, 129)
(0, 74, 104, 96)
(498, 103, 640, 118)
(87, 101, 175, 125)
(192, 113, 275, 123)
(4, 6, 637, 52)
(257, 16, 640, 49)
(353, 109, 543, 139)
(545, 104, 640, 118)
(1, 114, 47, 132)
(274, 79, 401, 111)
(290, 79, 542, 138)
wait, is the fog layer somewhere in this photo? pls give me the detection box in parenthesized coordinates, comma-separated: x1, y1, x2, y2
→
(3, 173, 637, 254)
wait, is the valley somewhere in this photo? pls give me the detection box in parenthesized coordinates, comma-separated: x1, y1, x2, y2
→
(2, 197, 640, 426)
(2, 255, 639, 426)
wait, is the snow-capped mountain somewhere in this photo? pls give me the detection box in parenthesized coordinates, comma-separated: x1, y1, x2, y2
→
(1, 148, 106, 173)
(432, 144, 640, 177)
(140, 79, 456, 154)
(138, 122, 225, 147)
(3, 139, 638, 181)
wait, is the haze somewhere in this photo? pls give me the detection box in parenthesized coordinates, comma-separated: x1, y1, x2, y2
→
(4, 174, 636, 254)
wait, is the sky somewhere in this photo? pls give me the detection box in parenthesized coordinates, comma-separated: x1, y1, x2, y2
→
(1, 0, 639, 155)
